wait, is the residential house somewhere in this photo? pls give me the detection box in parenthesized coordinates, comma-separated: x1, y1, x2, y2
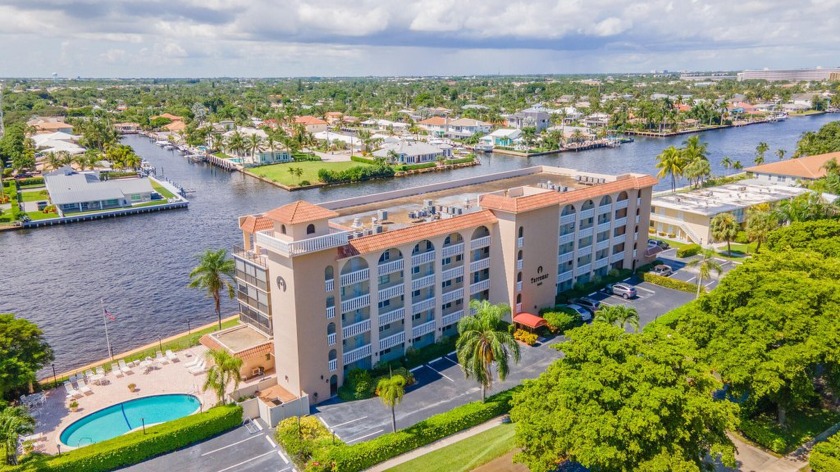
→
(294, 116, 328, 133)
(583, 113, 610, 128)
(417, 117, 448, 137)
(447, 118, 492, 139)
(44, 168, 157, 216)
(507, 106, 551, 132)
(372, 140, 452, 164)
(479, 129, 522, 148)
(324, 112, 344, 125)
(114, 122, 141, 134)
(745, 152, 840, 185)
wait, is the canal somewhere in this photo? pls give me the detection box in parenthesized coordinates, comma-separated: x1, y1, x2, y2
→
(2, 113, 837, 372)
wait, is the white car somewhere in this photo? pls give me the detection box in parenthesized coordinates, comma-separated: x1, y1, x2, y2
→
(559, 304, 592, 322)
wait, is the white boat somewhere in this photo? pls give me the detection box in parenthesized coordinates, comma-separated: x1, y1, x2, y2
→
(154, 140, 169, 146)
(473, 144, 493, 153)
(769, 112, 788, 122)
(186, 154, 206, 163)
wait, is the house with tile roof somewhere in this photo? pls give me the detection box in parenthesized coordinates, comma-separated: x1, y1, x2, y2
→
(294, 116, 328, 133)
(745, 152, 840, 184)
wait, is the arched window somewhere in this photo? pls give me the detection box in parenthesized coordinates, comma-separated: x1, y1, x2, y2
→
(280, 224, 287, 235)
(518, 226, 524, 238)
(516, 294, 521, 303)
(599, 195, 612, 207)
(618, 191, 629, 201)
(581, 199, 594, 211)
(561, 204, 576, 216)
(307, 224, 316, 234)
(517, 272, 522, 282)
(517, 250, 523, 261)
(325, 266, 334, 281)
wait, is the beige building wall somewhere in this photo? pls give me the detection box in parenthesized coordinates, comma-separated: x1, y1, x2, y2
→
(511, 206, 560, 313)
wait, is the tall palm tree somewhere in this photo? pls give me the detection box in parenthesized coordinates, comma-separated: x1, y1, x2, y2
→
(710, 213, 738, 255)
(732, 160, 744, 171)
(754, 142, 769, 165)
(720, 156, 732, 171)
(376, 374, 406, 432)
(688, 249, 723, 299)
(776, 149, 786, 161)
(188, 249, 236, 330)
(456, 299, 520, 401)
(44, 152, 62, 171)
(593, 305, 640, 332)
(0, 405, 35, 465)
(746, 205, 779, 253)
(656, 146, 685, 192)
(682, 135, 708, 163)
(202, 349, 243, 406)
(247, 134, 264, 164)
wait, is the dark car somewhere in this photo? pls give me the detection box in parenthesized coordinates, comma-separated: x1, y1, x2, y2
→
(648, 239, 670, 250)
(571, 297, 601, 314)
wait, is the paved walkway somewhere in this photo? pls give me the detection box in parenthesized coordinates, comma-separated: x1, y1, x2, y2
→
(713, 434, 805, 472)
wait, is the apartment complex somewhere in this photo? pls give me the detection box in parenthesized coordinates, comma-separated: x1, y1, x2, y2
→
(737, 68, 840, 82)
(234, 167, 656, 403)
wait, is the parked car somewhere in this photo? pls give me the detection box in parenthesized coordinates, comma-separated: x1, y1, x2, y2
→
(559, 304, 592, 322)
(571, 297, 601, 314)
(651, 264, 673, 277)
(604, 283, 637, 299)
(648, 239, 670, 250)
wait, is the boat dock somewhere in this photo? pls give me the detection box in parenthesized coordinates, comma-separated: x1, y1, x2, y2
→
(22, 201, 189, 228)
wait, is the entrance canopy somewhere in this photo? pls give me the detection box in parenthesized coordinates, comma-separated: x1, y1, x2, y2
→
(512, 313, 547, 329)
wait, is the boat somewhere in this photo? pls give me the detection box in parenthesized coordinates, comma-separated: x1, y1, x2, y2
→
(473, 144, 493, 153)
(154, 140, 169, 146)
(163, 144, 175, 151)
(186, 154, 206, 163)
(769, 112, 788, 122)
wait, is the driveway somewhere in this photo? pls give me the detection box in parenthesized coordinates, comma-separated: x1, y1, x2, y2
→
(651, 247, 740, 292)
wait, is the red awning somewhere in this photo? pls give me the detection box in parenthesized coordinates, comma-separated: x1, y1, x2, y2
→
(513, 313, 547, 329)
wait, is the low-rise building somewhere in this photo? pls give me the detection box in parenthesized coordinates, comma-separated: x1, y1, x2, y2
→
(294, 116, 328, 133)
(44, 168, 157, 215)
(507, 106, 551, 132)
(745, 152, 840, 184)
(479, 129, 522, 148)
(373, 140, 452, 164)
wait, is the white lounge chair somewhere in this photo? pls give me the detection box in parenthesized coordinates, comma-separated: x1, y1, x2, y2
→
(64, 382, 82, 399)
(76, 379, 93, 395)
(111, 362, 124, 378)
(118, 360, 134, 375)
(184, 354, 202, 369)
(165, 349, 178, 362)
(84, 369, 95, 380)
(188, 360, 207, 375)
(155, 351, 169, 365)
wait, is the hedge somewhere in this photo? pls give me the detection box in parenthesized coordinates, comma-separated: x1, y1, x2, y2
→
(15, 177, 44, 187)
(445, 157, 476, 165)
(397, 162, 437, 171)
(676, 244, 701, 258)
(275, 416, 334, 467)
(9, 404, 242, 472)
(640, 272, 700, 294)
(308, 387, 521, 471)
(811, 431, 840, 471)
(318, 165, 394, 184)
(541, 310, 582, 335)
(291, 153, 322, 162)
(738, 416, 789, 454)
(350, 155, 376, 164)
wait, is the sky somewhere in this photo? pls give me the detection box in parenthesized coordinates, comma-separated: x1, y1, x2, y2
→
(0, 0, 839, 78)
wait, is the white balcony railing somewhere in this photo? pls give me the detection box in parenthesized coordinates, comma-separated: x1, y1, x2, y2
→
(442, 288, 464, 304)
(327, 333, 336, 346)
(256, 229, 350, 258)
(470, 236, 491, 249)
(557, 270, 573, 284)
(596, 239, 610, 251)
(578, 227, 594, 239)
(378, 259, 404, 276)
(379, 332, 405, 351)
(614, 217, 628, 227)
(378, 284, 404, 301)
(326, 306, 335, 319)
(341, 294, 370, 313)
(441, 266, 464, 282)
(560, 213, 576, 225)
(576, 263, 592, 276)
(558, 252, 574, 264)
(412, 296, 436, 314)
(442, 243, 464, 258)
(516, 281, 522, 292)
(515, 303, 522, 313)
(613, 234, 626, 245)
(470, 279, 491, 294)
(412, 320, 436, 338)
(379, 307, 405, 325)
(326, 278, 336, 292)
(441, 310, 465, 326)
(598, 204, 612, 215)
(343, 344, 372, 364)
(594, 257, 610, 269)
(635, 215, 641, 224)
(516, 259, 523, 270)
(470, 257, 490, 273)
(343, 319, 371, 338)
(559, 233, 575, 245)
(340, 268, 369, 287)
(329, 359, 337, 372)
(579, 208, 595, 219)
(411, 250, 436, 266)
(611, 252, 624, 263)
(411, 274, 435, 291)
(597, 221, 611, 233)
(517, 237, 524, 248)
(616, 199, 629, 210)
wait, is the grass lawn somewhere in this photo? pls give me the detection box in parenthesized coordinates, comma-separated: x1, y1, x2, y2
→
(649, 235, 691, 249)
(150, 180, 176, 199)
(386, 424, 516, 472)
(132, 200, 170, 208)
(739, 408, 840, 454)
(25, 211, 59, 221)
(249, 161, 371, 186)
(20, 189, 49, 202)
(716, 242, 757, 260)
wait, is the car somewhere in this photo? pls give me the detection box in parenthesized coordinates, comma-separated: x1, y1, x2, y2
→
(604, 283, 637, 299)
(652, 264, 673, 277)
(559, 304, 592, 322)
(648, 239, 670, 250)
(571, 297, 601, 314)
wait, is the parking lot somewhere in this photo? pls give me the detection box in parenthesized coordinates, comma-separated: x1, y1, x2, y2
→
(651, 247, 741, 292)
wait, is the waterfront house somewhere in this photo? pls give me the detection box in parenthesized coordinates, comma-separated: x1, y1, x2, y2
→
(313, 131, 362, 151)
(418, 117, 448, 137)
(507, 106, 551, 132)
(372, 140, 451, 164)
(114, 122, 141, 134)
(583, 113, 611, 128)
(294, 116, 328, 133)
(32, 121, 74, 134)
(324, 112, 344, 125)
(479, 128, 522, 148)
(745, 152, 840, 184)
(447, 118, 492, 138)
(44, 168, 157, 216)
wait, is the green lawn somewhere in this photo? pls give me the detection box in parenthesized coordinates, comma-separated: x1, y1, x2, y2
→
(25, 211, 59, 221)
(132, 200, 171, 208)
(150, 180, 176, 199)
(248, 161, 371, 186)
(20, 189, 49, 202)
(386, 424, 516, 472)
(739, 408, 840, 454)
(649, 236, 691, 249)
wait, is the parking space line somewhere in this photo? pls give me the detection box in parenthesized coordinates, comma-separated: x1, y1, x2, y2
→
(622, 277, 632, 282)
(331, 416, 368, 429)
(346, 429, 385, 444)
(439, 356, 458, 365)
(215, 450, 276, 472)
(426, 363, 455, 382)
(635, 286, 655, 294)
(278, 450, 290, 464)
(685, 276, 696, 283)
(265, 435, 276, 449)
(409, 365, 426, 373)
(705, 280, 716, 287)
(200, 434, 263, 456)
(448, 351, 457, 357)
(254, 420, 263, 431)
(317, 415, 331, 429)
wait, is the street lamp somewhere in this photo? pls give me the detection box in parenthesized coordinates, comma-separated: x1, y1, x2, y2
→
(187, 318, 192, 334)
(141, 418, 146, 434)
(52, 363, 58, 389)
(157, 336, 162, 352)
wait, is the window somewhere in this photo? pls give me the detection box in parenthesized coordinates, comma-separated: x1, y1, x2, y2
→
(412, 266, 420, 274)
(306, 224, 315, 234)
(518, 226, 524, 238)
(442, 280, 452, 288)
(413, 313, 421, 320)
(413, 289, 420, 297)
(280, 225, 286, 235)
(442, 257, 451, 266)
(379, 274, 390, 285)
(379, 323, 391, 332)
(378, 299, 391, 309)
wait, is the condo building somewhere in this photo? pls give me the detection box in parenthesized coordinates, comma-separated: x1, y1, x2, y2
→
(233, 166, 656, 404)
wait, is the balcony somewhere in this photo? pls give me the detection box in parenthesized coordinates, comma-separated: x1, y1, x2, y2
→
(613, 234, 626, 245)
(516, 259, 523, 270)
(560, 213, 576, 225)
(597, 221, 611, 233)
(576, 263, 592, 276)
(378, 259, 404, 276)
(517, 237, 524, 248)
(442, 243, 464, 258)
(412, 296, 436, 314)
(594, 257, 610, 269)
(558, 252, 574, 264)
(578, 227, 594, 239)
(412, 274, 436, 291)
(325, 279, 334, 292)
(411, 250, 436, 266)
(635, 215, 641, 224)
(557, 271, 573, 284)
(379, 307, 405, 325)
(441, 310, 465, 327)
(380, 332, 406, 351)
(516, 281, 522, 292)
(515, 303, 522, 313)
(616, 199, 629, 210)
(595, 239, 610, 251)
(598, 204, 612, 215)
(378, 284, 404, 301)
(614, 217, 628, 227)
(327, 333, 336, 346)
(329, 359, 337, 372)
(470, 279, 491, 294)
(326, 306, 335, 319)
(559, 233, 575, 245)
(471, 236, 491, 250)
(256, 229, 350, 258)
(233, 245, 268, 269)
(441, 266, 464, 282)
(341, 294, 370, 313)
(343, 344, 372, 364)
(412, 320, 436, 338)
(442, 288, 464, 304)
(611, 252, 624, 263)
(580, 208, 595, 219)
(470, 257, 490, 273)
(342, 319, 371, 338)
(340, 268, 369, 287)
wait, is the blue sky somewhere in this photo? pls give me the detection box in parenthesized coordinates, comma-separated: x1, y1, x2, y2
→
(0, 0, 838, 77)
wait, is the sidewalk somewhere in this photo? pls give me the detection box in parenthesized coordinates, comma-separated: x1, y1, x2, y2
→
(713, 434, 805, 472)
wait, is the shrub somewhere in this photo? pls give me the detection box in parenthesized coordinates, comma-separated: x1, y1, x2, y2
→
(734, 230, 750, 244)
(444, 157, 475, 165)
(338, 369, 373, 401)
(405, 336, 456, 369)
(275, 416, 334, 467)
(513, 329, 537, 345)
(299, 180, 311, 186)
(739, 416, 789, 454)
(291, 153, 322, 162)
(350, 155, 376, 165)
(811, 430, 840, 471)
(16, 177, 44, 187)
(676, 244, 701, 258)
(318, 165, 394, 184)
(542, 310, 581, 335)
(640, 272, 700, 294)
(398, 162, 436, 171)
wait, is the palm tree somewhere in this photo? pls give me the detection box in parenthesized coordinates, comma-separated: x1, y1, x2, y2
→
(0, 405, 35, 465)
(376, 374, 406, 432)
(682, 135, 708, 163)
(754, 142, 769, 165)
(456, 299, 521, 401)
(776, 149, 786, 161)
(188, 249, 236, 330)
(593, 305, 640, 332)
(202, 349, 243, 406)
(656, 146, 685, 192)
(226, 131, 245, 157)
(732, 160, 744, 171)
(688, 249, 723, 298)
(721, 156, 732, 171)
(710, 213, 738, 256)
(746, 205, 779, 253)
(247, 134, 264, 164)
(44, 152, 62, 171)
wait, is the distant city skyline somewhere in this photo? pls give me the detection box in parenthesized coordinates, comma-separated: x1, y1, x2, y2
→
(1, 0, 838, 78)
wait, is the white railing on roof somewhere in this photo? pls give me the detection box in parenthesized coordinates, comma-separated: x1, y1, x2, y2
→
(411, 250, 436, 266)
(379, 307, 405, 325)
(255, 229, 350, 257)
(412, 320, 436, 338)
(343, 344, 371, 364)
(442, 243, 464, 258)
(379, 332, 405, 350)
(378, 284, 404, 301)
(340, 268, 369, 287)
(598, 204, 612, 214)
(378, 259, 404, 276)
(470, 236, 491, 249)
(341, 294, 370, 313)
(342, 319, 371, 338)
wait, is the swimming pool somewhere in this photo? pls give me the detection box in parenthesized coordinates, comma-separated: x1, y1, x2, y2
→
(59, 394, 201, 447)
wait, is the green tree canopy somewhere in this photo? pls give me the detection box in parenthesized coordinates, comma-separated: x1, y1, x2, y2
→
(188, 249, 236, 330)
(0, 314, 54, 401)
(795, 121, 840, 157)
(456, 300, 520, 401)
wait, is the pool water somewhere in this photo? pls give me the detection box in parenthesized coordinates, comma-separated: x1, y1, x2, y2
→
(59, 394, 201, 447)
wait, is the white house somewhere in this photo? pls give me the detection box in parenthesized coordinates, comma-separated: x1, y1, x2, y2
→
(372, 140, 452, 164)
(479, 129, 522, 148)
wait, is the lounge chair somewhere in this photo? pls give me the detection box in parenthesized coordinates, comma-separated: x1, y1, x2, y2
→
(184, 354, 202, 369)
(111, 362, 124, 378)
(96, 366, 106, 377)
(165, 350, 178, 362)
(188, 360, 207, 375)
(118, 360, 134, 375)
(155, 351, 169, 364)
(64, 382, 82, 399)
(76, 379, 93, 395)
(68, 374, 77, 383)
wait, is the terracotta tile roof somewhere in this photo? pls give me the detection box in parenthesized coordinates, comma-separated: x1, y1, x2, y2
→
(240, 215, 275, 233)
(264, 201, 339, 225)
(153, 113, 183, 121)
(199, 334, 223, 352)
(165, 121, 186, 132)
(295, 115, 327, 125)
(744, 152, 840, 180)
(237, 342, 273, 358)
(480, 175, 658, 213)
(35, 121, 73, 131)
(418, 117, 448, 126)
(345, 210, 498, 255)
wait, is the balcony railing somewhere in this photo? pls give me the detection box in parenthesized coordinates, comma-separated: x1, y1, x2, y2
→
(379, 332, 405, 351)
(616, 199, 629, 210)
(325, 279, 334, 292)
(233, 245, 268, 268)
(576, 263, 592, 276)
(557, 270, 573, 284)
(579, 208, 595, 219)
(441, 266, 464, 282)
(560, 213, 576, 225)
(412, 320, 436, 338)
(598, 204, 612, 214)
(442, 288, 464, 304)
(470, 257, 490, 273)
(597, 221, 611, 233)
(256, 229, 350, 258)
(515, 303, 522, 313)
(516, 259, 523, 270)
(327, 333, 336, 346)
(611, 252, 624, 263)
(558, 252, 574, 264)
(343, 319, 371, 338)
(470, 236, 491, 249)
(343, 344, 372, 364)
(595, 239, 610, 251)
(411, 250, 436, 266)
(326, 306, 335, 319)
(442, 243, 464, 258)
(378, 259, 404, 276)
(379, 307, 405, 325)
(441, 310, 465, 327)
(516, 281, 522, 292)
(578, 227, 594, 239)
(412, 296, 436, 314)
(470, 279, 491, 294)
(340, 268, 369, 287)
(613, 234, 626, 245)
(614, 217, 628, 227)
(559, 233, 575, 245)
(378, 284, 404, 301)
(412, 274, 436, 291)
(341, 293, 370, 313)
(594, 257, 610, 269)
(328, 359, 337, 372)
(517, 237, 524, 248)
(635, 215, 641, 224)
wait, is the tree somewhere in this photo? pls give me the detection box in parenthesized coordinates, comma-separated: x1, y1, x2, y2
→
(201, 349, 243, 406)
(687, 249, 723, 298)
(746, 204, 779, 253)
(510, 323, 737, 472)
(683, 157, 711, 188)
(754, 141, 769, 165)
(720, 156, 732, 170)
(593, 304, 639, 332)
(247, 133, 264, 164)
(710, 212, 738, 255)
(376, 374, 406, 432)
(776, 148, 786, 161)
(681, 135, 708, 163)
(795, 121, 840, 157)
(456, 299, 520, 401)
(188, 249, 235, 330)
(0, 314, 54, 400)
(776, 193, 838, 223)
(655, 146, 685, 192)
(732, 160, 744, 170)
(0, 404, 35, 465)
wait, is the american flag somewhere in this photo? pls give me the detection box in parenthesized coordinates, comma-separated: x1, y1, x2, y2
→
(104, 307, 117, 321)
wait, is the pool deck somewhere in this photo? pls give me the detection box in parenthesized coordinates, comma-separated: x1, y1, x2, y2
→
(31, 346, 217, 454)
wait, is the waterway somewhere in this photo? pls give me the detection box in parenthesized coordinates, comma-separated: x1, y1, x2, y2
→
(2, 113, 837, 372)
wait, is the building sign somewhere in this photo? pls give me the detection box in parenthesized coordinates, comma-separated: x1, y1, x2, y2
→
(276, 276, 287, 292)
(530, 265, 549, 286)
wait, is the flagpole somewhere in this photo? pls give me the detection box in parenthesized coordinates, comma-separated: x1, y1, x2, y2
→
(102, 299, 114, 360)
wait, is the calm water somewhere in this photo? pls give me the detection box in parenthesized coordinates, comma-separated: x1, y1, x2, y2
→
(2, 114, 837, 372)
